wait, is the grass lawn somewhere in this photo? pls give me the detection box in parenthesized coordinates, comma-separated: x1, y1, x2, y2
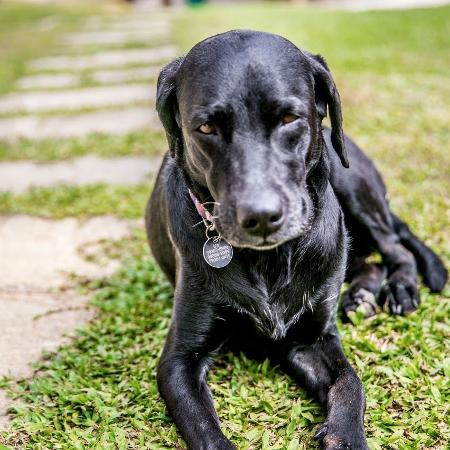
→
(0, 2, 449, 450)
(0, 183, 152, 220)
(0, 130, 167, 162)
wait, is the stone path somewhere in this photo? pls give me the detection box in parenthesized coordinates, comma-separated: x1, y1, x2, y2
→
(17, 66, 161, 90)
(0, 3, 174, 430)
(0, 155, 161, 193)
(63, 28, 169, 46)
(0, 84, 155, 114)
(28, 45, 177, 71)
(0, 107, 159, 140)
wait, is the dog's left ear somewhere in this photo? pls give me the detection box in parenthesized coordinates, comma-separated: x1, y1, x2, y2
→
(306, 53, 349, 168)
(156, 56, 185, 158)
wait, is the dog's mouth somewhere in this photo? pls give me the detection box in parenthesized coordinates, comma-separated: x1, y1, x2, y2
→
(228, 238, 286, 251)
(219, 229, 303, 251)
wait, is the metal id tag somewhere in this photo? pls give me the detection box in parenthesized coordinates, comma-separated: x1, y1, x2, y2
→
(203, 237, 233, 268)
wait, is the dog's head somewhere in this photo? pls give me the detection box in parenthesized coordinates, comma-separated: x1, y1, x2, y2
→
(157, 30, 348, 250)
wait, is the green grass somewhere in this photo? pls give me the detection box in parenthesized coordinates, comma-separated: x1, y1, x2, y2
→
(0, 183, 151, 219)
(0, 2, 449, 449)
(1, 258, 448, 449)
(0, 130, 166, 161)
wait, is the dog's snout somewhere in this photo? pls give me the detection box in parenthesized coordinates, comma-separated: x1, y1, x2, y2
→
(237, 196, 284, 238)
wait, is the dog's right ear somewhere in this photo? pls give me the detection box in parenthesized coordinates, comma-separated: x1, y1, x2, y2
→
(156, 57, 184, 158)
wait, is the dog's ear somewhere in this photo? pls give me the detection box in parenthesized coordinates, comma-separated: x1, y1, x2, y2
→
(306, 53, 349, 168)
(156, 57, 184, 158)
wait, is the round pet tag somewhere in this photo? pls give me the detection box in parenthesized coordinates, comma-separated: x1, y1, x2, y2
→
(203, 237, 233, 268)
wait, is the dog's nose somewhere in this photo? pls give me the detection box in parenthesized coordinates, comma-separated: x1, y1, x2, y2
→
(237, 197, 284, 238)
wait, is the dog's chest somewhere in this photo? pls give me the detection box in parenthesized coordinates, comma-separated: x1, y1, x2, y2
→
(228, 256, 313, 340)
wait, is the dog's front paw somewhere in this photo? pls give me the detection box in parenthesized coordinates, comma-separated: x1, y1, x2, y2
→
(314, 423, 368, 450)
(342, 287, 379, 319)
(379, 273, 420, 315)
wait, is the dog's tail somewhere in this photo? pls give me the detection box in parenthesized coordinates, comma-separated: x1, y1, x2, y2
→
(392, 213, 447, 292)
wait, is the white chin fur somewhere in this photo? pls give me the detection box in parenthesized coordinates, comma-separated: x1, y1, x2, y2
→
(229, 240, 288, 251)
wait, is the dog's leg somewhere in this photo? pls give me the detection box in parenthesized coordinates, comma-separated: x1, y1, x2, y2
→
(157, 289, 234, 450)
(366, 223, 421, 315)
(328, 131, 424, 315)
(286, 332, 368, 450)
(342, 257, 386, 318)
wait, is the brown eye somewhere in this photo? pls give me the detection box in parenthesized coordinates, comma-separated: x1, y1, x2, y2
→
(281, 114, 299, 125)
(198, 122, 217, 135)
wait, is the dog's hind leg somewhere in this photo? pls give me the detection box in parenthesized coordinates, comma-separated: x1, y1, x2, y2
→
(327, 130, 425, 315)
(391, 213, 448, 292)
(342, 257, 386, 319)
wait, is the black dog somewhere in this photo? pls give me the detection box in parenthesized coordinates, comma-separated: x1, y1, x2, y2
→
(146, 30, 447, 449)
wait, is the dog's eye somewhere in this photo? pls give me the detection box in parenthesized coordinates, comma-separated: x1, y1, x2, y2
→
(198, 122, 217, 135)
(281, 114, 299, 125)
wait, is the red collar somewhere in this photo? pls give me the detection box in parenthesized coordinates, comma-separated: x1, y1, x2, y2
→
(188, 189, 214, 223)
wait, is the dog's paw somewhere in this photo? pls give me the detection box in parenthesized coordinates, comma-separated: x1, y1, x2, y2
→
(314, 423, 368, 450)
(342, 287, 379, 320)
(379, 273, 420, 315)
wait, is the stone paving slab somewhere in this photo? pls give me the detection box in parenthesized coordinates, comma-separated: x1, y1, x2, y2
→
(16, 73, 80, 90)
(28, 46, 177, 71)
(0, 391, 11, 429)
(0, 155, 162, 193)
(0, 214, 144, 427)
(0, 106, 160, 140)
(0, 215, 138, 289)
(92, 66, 161, 84)
(16, 67, 161, 90)
(0, 291, 94, 380)
(83, 17, 171, 31)
(64, 28, 170, 46)
(0, 84, 155, 114)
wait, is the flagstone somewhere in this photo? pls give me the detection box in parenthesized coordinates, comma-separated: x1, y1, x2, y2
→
(0, 155, 162, 193)
(16, 67, 161, 90)
(64, 28, 170, 46)
(16, 73, 80, 90)
(0, 84, 155, 114)
(0, 107, 160, 140)
(92, 66, 161, 84)
(83, 17, 171, 31)
(0, 214, 144, 384)
(28, 46, 177, 71)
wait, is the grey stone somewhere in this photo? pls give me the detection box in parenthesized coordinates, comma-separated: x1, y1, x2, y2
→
(16, 67, 161, 90)
(92, 66, 161, 84)
(64, 28, 170, 46)
(0, 155, 162, 193)
(28, 46, 177, 71)
(0, 84, 155, 114)
(0, 107, 160, 140)
(16, 73, 79, 90)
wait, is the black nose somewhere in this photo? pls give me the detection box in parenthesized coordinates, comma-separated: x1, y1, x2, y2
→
(237, 197, 284, 238)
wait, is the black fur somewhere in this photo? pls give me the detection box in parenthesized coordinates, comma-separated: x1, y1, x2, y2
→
(145, 30, 447, 449)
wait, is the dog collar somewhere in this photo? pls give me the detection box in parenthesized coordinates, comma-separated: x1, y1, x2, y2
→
(188, 189, 233, 269)
(188, 189, 214, 223)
